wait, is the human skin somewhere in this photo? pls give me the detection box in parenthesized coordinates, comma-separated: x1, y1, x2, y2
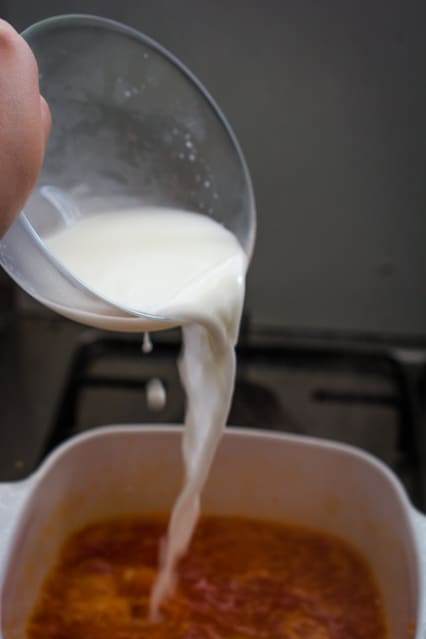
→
(0, 19, 51, 237)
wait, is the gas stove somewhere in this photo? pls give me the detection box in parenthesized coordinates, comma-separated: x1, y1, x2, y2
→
(35, 326, 426, 510)
(1, 309, 426, 508)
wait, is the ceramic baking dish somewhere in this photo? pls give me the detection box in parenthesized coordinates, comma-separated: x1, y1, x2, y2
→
(0, 426, 425, 638)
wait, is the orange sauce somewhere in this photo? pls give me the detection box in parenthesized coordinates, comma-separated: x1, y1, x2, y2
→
(26, 515, 387, 638)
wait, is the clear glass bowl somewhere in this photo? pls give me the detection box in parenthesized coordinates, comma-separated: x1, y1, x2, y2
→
(0, 14, 255, 330)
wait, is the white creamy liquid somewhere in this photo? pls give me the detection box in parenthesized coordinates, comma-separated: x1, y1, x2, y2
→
(45, 207, 247, 617)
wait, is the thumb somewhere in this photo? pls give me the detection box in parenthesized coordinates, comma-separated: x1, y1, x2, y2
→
(40, 94, 51, 148)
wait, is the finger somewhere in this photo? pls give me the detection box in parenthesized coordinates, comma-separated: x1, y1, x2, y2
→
(40, 95, 52, 147)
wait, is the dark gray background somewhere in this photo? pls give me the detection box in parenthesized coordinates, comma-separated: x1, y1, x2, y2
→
(3, 0, 425, 338)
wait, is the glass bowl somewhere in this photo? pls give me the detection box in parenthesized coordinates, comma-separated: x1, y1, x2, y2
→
(0, 14, 255, 330)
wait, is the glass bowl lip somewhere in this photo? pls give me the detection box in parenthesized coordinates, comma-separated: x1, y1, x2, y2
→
(18, 14, 256, 322)
(21, 12, 256, 261)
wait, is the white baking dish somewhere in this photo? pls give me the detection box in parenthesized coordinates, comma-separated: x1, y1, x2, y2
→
(0, 426, 425, 638)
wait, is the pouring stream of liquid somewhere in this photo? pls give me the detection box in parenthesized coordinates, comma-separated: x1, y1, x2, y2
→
(45, 207, 247, 617)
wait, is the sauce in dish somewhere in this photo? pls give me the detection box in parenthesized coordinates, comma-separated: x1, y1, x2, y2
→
(26, 514, 388, 639)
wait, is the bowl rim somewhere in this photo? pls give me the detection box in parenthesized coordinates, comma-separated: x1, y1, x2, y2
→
(29, 423, 418, 500)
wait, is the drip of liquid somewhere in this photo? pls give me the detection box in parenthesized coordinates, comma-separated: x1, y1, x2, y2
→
(45, 207, 246, 617)
(146, 378, 166, 412)
(142, 332, 153, 353)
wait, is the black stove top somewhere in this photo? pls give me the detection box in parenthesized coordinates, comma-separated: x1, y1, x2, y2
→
(37, 330, 426, 510)
(1, 312, 426, 509)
